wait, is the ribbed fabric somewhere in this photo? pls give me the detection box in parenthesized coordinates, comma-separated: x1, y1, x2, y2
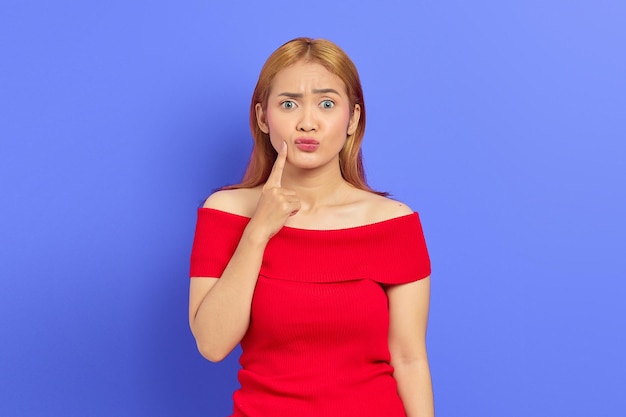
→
(190, 208, 431, 417)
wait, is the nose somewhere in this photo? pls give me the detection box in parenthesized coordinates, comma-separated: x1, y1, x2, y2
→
(297, 106, 317, 132)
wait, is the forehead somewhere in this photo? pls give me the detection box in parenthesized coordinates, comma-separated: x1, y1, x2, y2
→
(270, 61, 346, 93)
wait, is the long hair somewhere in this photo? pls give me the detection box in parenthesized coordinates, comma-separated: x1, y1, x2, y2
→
(225, 37, 385, 195)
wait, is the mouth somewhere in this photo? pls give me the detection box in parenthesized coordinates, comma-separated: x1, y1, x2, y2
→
(294, 138, 320, 152)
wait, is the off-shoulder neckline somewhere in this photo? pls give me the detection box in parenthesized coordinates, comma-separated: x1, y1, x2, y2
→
(198, 207, 418, 233)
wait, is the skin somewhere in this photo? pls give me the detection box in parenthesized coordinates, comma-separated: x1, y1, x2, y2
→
(189, 60, 434, 417)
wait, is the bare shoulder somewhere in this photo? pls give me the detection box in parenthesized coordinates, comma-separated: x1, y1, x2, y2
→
(202, 187, 261, 217)
(359, 192, 414, 223)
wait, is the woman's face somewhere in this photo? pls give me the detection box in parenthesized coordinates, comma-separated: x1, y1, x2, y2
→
(256, 60, 360, 172)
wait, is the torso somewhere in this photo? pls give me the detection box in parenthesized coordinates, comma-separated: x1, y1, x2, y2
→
(190, 207, 429, 416)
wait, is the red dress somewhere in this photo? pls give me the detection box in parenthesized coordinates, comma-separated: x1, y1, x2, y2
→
(190, 208, 431, 417)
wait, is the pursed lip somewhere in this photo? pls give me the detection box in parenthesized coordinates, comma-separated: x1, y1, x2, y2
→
(294, 137, 320, 152)
(294, 138, 320, 145)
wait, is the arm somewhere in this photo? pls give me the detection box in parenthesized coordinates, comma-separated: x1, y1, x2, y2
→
(188, 224, 268, 362)
(189, 142, 300, 362)
(387, 276, 434, 417)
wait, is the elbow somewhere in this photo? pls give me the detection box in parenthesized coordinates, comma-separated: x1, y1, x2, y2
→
(190, 323, 229, 362)
(190, 321, 242, 362)
(196, 342, 230, 363)
(389, 347, 430, 369)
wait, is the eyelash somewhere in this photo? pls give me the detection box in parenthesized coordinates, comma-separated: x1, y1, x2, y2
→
(280, 100, 296, 109)
(279, 99, 335, 109)
(320, 99, 335, 109)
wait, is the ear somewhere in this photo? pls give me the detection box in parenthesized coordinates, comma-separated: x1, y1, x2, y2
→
(347, 104, 361, 135)
(255, 103, 269, 134)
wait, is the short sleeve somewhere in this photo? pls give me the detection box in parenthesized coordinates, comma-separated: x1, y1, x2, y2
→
(189, 208, 249, 278)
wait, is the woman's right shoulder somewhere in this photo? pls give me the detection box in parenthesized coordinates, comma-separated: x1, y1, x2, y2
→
(202, 187, 261, 217)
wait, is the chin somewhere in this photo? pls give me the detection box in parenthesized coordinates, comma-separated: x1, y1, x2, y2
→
(292, 158, 337, 172)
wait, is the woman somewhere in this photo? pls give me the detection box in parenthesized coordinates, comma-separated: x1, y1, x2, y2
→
(189, 37, 434, 417)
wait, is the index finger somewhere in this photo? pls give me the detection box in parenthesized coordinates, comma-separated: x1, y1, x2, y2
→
(267, 141, 287, 188)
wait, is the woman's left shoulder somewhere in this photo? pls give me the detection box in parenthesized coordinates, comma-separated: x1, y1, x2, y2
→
(359, 192, 414, 223)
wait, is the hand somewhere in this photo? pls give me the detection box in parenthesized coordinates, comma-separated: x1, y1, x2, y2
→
(247, 142, 300, 241)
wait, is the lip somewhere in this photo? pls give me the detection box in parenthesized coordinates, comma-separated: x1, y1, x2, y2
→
(294, 138, 320, 152)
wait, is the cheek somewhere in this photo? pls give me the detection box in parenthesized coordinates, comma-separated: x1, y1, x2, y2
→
(334, 110, 352, 133)
(265, 108, 284, 133)
(264, 112, 283, 151)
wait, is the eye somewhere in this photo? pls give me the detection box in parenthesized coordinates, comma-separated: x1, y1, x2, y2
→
(280, 100, 296, 110)
(320, 99, 335, 109)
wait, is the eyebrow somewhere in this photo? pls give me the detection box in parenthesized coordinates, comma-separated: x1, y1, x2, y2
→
(277, 88, 342, 98)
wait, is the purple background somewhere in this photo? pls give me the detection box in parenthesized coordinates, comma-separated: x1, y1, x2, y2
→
(1, 1, 625, 416)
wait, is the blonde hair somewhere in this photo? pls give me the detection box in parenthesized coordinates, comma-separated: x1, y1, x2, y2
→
(225, 37, 385, 195)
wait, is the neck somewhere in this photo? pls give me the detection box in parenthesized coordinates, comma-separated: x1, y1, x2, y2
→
(281, 162, 352, 212)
